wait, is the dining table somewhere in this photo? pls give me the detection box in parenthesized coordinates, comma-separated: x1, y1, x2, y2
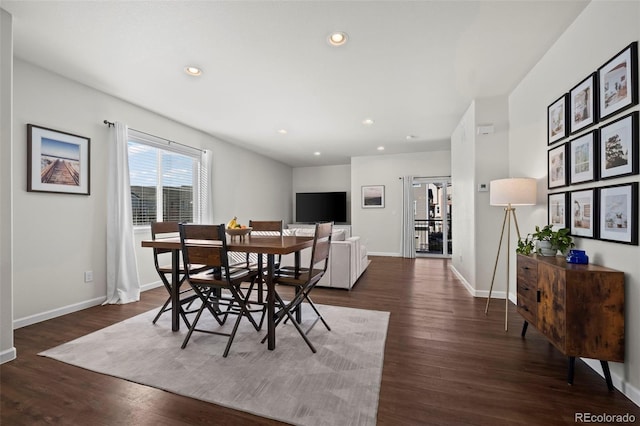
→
(141, 234, 314, 350)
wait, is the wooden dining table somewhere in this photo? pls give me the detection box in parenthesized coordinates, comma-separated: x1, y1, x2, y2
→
(141, 234, 314, 350)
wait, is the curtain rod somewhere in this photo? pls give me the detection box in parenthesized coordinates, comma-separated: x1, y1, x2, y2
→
(103, 120, 204, 154)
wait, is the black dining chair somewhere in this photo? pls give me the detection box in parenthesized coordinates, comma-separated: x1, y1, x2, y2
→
(149, 221, 200, 328)
(267, 221, 333, 353)
(179, 223, 263, 357)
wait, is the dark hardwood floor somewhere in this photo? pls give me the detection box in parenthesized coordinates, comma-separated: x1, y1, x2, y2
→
(2, 257, 639, 425)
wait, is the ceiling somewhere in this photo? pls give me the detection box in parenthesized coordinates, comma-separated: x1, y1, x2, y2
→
(2, 0, 589, 167)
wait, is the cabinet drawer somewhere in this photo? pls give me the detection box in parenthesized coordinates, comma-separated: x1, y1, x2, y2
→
(517, 297, 537, 324)
(517, 256, 538, 288)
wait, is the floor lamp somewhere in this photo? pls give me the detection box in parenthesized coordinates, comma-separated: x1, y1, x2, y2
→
(485, 177, 536, 331)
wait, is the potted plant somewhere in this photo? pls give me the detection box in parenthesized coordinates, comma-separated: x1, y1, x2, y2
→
(531, 224, 575, 256)
(515, 234, 535, 255)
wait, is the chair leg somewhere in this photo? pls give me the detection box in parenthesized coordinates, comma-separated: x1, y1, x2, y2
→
(222, 310, 245, 358)
(181, 301, 208, 349)
(152, 297, 171, 324)
(304, 295, 331, 331)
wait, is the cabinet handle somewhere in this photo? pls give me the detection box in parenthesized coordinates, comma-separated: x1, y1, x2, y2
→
(537, 290, 541, 303)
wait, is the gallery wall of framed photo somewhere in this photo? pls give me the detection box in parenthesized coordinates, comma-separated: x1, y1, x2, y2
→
(546, 41, 639, 246)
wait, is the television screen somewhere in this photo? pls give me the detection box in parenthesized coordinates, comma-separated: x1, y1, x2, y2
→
(296, 192, 347, 223)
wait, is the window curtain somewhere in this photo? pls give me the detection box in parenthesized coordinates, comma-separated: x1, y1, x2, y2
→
(104, 122, 140, 304)
(200, 149, 213, 224)
(401, 176, 416, 258)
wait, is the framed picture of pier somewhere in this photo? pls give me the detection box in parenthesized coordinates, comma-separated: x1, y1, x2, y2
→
(27, 124, 90, 195)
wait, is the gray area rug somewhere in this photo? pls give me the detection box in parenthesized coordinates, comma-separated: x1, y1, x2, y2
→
(40, 302, 389, 426)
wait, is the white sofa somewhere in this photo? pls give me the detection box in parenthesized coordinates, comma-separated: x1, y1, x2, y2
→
(280, 227, 369, 290)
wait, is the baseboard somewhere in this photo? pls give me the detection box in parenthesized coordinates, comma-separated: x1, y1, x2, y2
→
(0, 347, 16, 364)
(141, 280, 163, 292)
(581, 358, 640, 407)
(13, 281, 164, 330)
(13, 296, 106, 329)
(368, 252, 401, 257)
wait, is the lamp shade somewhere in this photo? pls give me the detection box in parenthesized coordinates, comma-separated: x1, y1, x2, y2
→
(490, 178, 537, 206)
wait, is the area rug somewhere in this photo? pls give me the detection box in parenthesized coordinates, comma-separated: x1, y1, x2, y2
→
(40, 303, 390, 426)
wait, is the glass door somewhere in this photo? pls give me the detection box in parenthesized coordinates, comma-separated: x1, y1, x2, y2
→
(411, 177, 452, 257)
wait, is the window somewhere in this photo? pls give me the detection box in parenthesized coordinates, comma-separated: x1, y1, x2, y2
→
(127, 130, 204, 226)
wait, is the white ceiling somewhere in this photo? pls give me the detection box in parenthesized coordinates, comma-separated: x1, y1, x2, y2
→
(3, 0, 589, 167)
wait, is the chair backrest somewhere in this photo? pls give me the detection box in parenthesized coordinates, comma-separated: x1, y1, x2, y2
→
(179, 224, 229, 277)
(308, 222, 333, 273)
(150, 221, 180, 268)
(248, 220, 283, 235)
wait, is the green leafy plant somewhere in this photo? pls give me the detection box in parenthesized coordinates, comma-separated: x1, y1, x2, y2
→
(516, 234, 535, 255)
(530, 224, 575, 255)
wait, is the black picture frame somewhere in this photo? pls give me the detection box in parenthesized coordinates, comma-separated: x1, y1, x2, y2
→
(27, 124, 91, 195)
(598, 182, 638, 245)
(548, 192, 569, 229)
(570, 72, 598, 134)
(570, 188, 597, 239)
(548, 94, 569, 145)
(598, 41, 638, 121)
(548, 143, 568, 189)
(598, 111, 639, 180)
(569, 130, 598, 185)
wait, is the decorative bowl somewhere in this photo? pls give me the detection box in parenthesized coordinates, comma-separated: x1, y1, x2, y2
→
(226, 227, 252, 238)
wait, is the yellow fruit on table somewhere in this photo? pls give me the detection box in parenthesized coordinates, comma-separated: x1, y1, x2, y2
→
(235, 224, 242, 228)
(227, 216, 237, 229)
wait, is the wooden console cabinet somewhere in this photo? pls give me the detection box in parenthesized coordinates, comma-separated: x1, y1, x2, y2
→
(516, 254, 624, 390)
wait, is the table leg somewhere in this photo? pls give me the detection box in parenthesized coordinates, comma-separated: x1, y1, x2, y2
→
(171, 249, 180, 332)
(267, 253, 276, 350)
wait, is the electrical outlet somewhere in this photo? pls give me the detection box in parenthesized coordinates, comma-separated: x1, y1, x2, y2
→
(84, 271, 93, 283)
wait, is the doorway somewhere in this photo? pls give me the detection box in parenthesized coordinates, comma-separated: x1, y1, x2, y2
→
(411, 177, 452, 257)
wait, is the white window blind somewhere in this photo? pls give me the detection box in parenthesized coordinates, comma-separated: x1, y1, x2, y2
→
(127, 129, 203, 226)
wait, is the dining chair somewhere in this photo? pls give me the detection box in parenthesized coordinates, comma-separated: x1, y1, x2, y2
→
(179, 223, 263, 357)
(149, 221, 200, 328)
(246, 219, 284, 283)
(267, 221, 333, 353)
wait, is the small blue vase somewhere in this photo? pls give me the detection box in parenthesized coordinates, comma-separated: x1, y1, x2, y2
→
(566, 249, 588, 264)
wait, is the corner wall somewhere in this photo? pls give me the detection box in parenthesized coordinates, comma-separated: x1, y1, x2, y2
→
(0, 8, 15, 363)
(351, 151, 451, 256)
(12, 59, 292, 326)
(509, 0, 640, 403)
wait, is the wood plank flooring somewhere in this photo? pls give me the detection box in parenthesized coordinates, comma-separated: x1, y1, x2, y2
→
(2, 256, 639, 425)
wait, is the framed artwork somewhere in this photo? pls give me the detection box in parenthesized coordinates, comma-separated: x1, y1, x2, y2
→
(598, 41, 638, 121)
(570, 73, 598, 134)
(548, 143, 568, 189)
(548, 192, 569, 229)
(570, 188, 596, 238)
(598, 182, 638, 245)
(548, 94, 569, 145)
(362, 185, 385, 208)
(569, 130, 597, 184)
(599, 111, 639, 180)
(27, 124, 91, 195)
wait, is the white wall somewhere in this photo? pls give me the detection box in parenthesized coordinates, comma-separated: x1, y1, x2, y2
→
(451, 103, 476, 287)
(451, 97, 512, 298)
(351, 151, 451, 256)
(0, 8, 15, 363)
(292, 164, 351, 223)
(12, 59, 292, 325)
(509, 0, 640, 402)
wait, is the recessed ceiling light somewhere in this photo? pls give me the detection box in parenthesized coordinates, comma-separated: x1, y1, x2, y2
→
(278, 129, 288, 135)
(328, 31, 348, 46)
(362, 118, 374, 126)
(377, 146, 385, 151)
(314, 152, 321, 156)
(184, 66, 202, 76)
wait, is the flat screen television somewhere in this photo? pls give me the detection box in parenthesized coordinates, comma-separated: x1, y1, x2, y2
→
(295, 192, 347, 223)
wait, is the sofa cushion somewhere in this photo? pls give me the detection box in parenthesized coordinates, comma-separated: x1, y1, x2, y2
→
(292, 228, 346, 241)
